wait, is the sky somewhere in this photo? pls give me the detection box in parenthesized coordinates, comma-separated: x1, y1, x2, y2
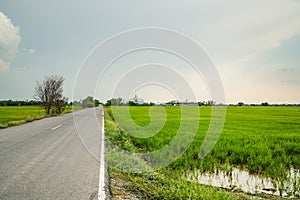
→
(0, 0, 300, 104)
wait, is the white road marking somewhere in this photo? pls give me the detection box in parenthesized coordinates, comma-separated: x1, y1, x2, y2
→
(98, 108, 106, 200)
(51, 124, 62, 131)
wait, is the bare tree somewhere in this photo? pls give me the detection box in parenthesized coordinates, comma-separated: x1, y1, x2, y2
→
(34, 75, 66, 115)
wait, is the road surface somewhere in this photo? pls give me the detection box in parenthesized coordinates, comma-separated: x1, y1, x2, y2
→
(0, 107, 109, 199)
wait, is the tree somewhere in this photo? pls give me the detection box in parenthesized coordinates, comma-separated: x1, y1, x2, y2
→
(71, 101, 82, 107)
(81, 96, 100, 107)
(34, 75, 66, 115)
(238, 102, 245, 106)
(94, 99, 100, 107)
(82, 96, 94, 108)
(167, 100, 178, 106)
(105, 98, 123, 106)
(261, 102, 269, 106)
(54, 97, 68, 114)
(128, 101, 137, 106)
(206, 100, 216, 106)
(198, 101, 205, 106)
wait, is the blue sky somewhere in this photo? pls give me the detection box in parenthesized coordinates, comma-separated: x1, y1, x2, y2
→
(0, 0, 300, 104)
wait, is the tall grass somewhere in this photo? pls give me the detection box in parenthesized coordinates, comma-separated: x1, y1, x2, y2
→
(105, 106, 300, 199)
(105, 107, 253, 199)
(0, 106, 45, 128)
(0, 105, 82, 128)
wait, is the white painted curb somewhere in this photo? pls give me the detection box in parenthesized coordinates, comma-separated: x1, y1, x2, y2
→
(98, 108, 106, 200)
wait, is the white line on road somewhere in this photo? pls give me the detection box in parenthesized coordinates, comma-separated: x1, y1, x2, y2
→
(98, 108, 106, 200)
(51, 125, 62, 131)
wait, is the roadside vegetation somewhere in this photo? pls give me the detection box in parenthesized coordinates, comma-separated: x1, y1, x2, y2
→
(105, 106, 300, 199)
(0, 96, 100, 129)
(0, 74, 101, 129)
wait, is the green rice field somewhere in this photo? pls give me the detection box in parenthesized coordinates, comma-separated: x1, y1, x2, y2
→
(0, 106, 80, 128)
(105, 106, 300, 199)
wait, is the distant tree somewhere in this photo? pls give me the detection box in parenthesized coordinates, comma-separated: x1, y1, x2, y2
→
(206, 100, 216, 106)
(261, 102, 269, 106)
(141, 102, 155, 106)
(34, 75, 66, 115)
(105, 98, 123, 106)
(167, 100, 178, 106)
(82, 96, 95, 108)
(198, 101, 205, 106)
(0, 100, 41, 106)
(128, 101, 137, 106)
(105, 99, 112, 106)
(94, 99, 100, 107)
(238, 102, 245, 106)
(72, 101, 82, 107)
(81, 97, 100, 108)
(149, 102, 155, 106)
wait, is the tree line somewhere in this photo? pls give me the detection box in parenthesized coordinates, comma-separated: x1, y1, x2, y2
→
(104, 98, 216, 106)
(1, 75, 100, 116)
(105, 98, 155, 106)
(0, 100, 41, 106)
(2, 74, 299, 116)
(105, 98, 300, 107)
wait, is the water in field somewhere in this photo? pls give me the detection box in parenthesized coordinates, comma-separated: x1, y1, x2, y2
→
(187, 167, 300, 198)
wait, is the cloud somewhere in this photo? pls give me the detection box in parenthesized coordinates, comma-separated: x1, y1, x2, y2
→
(285, 80, 299, 84)
(201, 0, 300, 68)
(281, 68, 295, 72)
(28, 48, 35, 54)
(0, 58, 9, 72)
(197, 1, 300, 103)
(0, 12, 21, 73)
(21, 48, 35, 55)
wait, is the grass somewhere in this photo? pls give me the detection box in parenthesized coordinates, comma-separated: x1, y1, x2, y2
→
(0, 106, 45, 128)
(105, 108, 252, 199)
(109, 169, 255, 200)
(105, 106, 300, 199)
(63, 105, 83, 113)
(0, 105, 83, 128)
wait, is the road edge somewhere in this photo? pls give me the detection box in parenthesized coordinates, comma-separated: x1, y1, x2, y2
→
(98, 106, 112, 200)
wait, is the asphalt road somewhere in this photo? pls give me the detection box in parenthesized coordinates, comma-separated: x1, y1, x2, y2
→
(0, 107, 107, 200)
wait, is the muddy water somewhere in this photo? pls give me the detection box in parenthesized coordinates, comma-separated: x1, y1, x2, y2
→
(187, 167, 300, 198)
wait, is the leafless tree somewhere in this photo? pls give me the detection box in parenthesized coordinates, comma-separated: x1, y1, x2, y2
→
(34, 75, 66, 115)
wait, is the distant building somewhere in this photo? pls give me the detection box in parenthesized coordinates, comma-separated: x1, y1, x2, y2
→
(132, 94, 144, 105)
(180, 103, 198, 106)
